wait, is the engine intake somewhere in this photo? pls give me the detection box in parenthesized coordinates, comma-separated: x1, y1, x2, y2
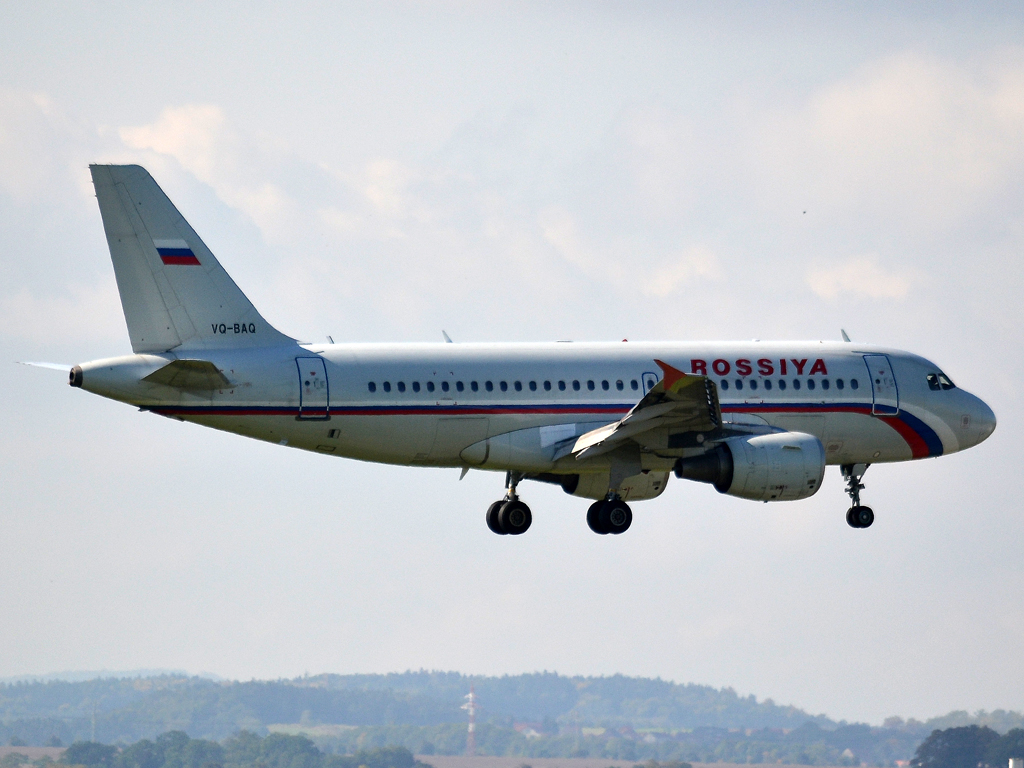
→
(675, 431, 825, 502)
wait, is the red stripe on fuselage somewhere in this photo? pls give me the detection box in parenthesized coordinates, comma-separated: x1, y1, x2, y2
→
(877, 415, 930, 459)
(148, 402, 937, 459)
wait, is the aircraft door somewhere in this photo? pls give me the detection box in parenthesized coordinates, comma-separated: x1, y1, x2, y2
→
(642, 372, 659, 393)
(863, 354, 898, 416)
(296, 357, 329, 420)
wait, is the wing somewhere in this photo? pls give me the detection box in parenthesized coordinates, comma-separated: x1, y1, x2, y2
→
(572, 359, 721, 459)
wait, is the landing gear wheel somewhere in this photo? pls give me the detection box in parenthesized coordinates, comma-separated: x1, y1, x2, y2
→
(498, 500, 532, 535)
(486, 500, 507, 535)
(587, 500, 607, 534)
(847, 506, 875, 528)
(599, 499, 632, 534)
(841, 464, 874, 529)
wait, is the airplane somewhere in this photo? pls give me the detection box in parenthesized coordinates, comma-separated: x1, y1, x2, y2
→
(46, 165, 997, 536)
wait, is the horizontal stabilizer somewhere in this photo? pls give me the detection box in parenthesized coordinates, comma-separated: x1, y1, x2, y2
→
(18, 361, 71, 371)
(142, 359, 231, 390)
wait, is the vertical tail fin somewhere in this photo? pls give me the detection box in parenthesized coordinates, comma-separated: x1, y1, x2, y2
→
(90, 164, 292, 353)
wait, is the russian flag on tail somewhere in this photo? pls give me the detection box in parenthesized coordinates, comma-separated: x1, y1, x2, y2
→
(154, 238, 200, 266)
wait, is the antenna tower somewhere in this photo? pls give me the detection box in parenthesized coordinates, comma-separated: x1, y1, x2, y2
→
(461, 685, 478, 756)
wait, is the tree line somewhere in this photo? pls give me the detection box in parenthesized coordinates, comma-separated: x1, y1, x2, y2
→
(49, 732, 423, 768)
(912, 725, 1024, 768)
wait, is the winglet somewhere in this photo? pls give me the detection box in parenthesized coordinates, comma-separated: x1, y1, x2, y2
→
(442, 330, 453, 343)
(654, 359, 687, 389)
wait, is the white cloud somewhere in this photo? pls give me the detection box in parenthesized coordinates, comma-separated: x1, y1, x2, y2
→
(539, 206, 720, 295)
(0, 283, 124, 345)
(0, 89, 97, 202)
(119, 104, 232, 186)
(806, 255, 914, 301)
(754, 51, 1024, 226)
(119, 105, 304, 244)
(646, 246, 722, 297)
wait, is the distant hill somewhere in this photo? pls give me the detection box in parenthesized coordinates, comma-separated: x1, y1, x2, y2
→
(0, 670, 197, 684)
(1, 671, 1022, 761)
(299, 672, 836, 730)
(0, 672, 834, 743)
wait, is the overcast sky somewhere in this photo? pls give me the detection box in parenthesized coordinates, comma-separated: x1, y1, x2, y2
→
(2, 1, 1023, 726)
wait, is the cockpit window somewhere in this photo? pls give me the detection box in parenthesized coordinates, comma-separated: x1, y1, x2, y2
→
(927, 372, 956, 391)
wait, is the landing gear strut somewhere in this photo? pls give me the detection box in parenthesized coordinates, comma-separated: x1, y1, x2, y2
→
(587, 496, 632, 535)
(485, 471, 532, 535)
(841, 463, 874, 528)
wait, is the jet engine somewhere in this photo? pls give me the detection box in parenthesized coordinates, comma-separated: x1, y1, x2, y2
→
(674, 431, 825, 502)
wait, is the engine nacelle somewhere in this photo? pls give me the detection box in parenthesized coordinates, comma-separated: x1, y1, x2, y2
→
(675, 431, 825, 502)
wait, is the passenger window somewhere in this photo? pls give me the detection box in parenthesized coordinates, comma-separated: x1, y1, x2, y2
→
(778, 379, 787, 390)
(721, 379, 729, 390)
(821, 379, 829, 390)
(368, 382, 376, 393)
(500, 381, 508, 392)
(427, 381, 435, 393)
(587, 380, 595, 391)
(383, 381, 391, 392)
(793, 379, 801, 390)
(485, 381, 493, 392)
(851, 379, 859, 390)
(836, 379, 844, 390)
(441, 381, 450, 392)
(573, 380, 581, 391)
(806, 379, 815, 391)
(749, 379, 757, 391)
(558, 380, 566, 391)
(734, 379, 743, 390)
(631, 380, 639, 390)
(398, 381, 406, 392)
(413, 381, 421, 393)
(602, 380, 610, 390)
(471, 381, 478, 392)
(456, 381, 464, 392)
(616, 380, 624, 391)
(529, 381, 537, 391)
(514, 381, 523, 392)
(764, 379, 772, 391)
(544, 380, 551, 391)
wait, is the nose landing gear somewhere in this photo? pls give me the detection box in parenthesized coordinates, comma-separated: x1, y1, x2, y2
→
(485, 471, 532, 535)
(841, 463, 874, 528)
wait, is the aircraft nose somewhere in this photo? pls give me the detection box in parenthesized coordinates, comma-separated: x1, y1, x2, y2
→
(962, 395, 997, 447)
(977, 399, 997, 442)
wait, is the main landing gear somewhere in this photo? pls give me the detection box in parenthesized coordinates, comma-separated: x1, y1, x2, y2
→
(587, 496, 633, 535)
(486, 472, 533, 535)
(841, 463, 874, 529)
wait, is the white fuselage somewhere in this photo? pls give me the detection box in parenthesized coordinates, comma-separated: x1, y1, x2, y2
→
(67, 164, 998, 529)
(76, 340, 996, 479)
